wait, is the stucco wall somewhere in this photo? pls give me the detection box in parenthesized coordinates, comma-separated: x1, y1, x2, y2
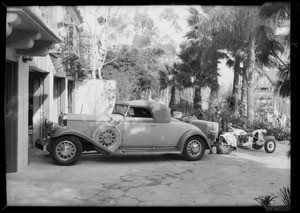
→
(75, 79, 116, 115)
(17, 57, 29, 171)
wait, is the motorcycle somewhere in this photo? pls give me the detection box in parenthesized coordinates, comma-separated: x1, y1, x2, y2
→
(216, 127, 276, 154)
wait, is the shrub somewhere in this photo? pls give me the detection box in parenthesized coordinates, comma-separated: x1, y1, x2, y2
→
(254, 195, 276, 211)
(173, 99, 194, 116)
(274, 187, 291, 210)
(255, 187, 291, 211)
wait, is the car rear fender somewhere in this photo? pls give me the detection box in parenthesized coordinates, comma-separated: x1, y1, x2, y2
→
(51, 127, 113, 155)
(177, 129, 213, 152)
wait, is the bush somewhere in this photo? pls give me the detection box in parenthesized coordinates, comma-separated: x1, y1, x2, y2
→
(266, 127, 290, 141)
(249, 121, 291, 141)
(254, 195, 276, 211)
(252, 121, 270, 130)
(275, 187, 291, 209)
(255, 187, 291, 211)
(254, 187, 291, 211)
(172, 99, 194, 116)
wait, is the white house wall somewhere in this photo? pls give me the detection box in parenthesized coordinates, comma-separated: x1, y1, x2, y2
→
(75, 79, 116, 115)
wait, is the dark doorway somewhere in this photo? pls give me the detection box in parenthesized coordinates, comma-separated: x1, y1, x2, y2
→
(5, 61, 18, 173)
(28, 71, 45, 148)
(53, 77, 64, 121)
(68, 80, 74, 113)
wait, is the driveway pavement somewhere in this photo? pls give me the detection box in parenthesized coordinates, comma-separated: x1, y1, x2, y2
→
(6, 142, 290, 207)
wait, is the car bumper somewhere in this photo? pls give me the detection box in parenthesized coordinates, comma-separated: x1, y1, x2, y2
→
(35, 138, 49, 152)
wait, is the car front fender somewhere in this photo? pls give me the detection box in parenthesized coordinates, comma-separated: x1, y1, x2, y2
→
(51, 127, 113, 155)
(177, 129, 213, 152)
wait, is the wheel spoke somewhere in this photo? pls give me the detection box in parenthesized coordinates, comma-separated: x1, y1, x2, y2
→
(187, 140, 201, 156)
(55, 140, 77, 161)
(99, 130, 116, 147)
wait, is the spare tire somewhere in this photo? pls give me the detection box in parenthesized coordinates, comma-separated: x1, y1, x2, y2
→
(92, 124, 121, 151)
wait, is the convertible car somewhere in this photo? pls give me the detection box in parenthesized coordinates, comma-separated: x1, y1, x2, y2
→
(35, 100, 219, 165)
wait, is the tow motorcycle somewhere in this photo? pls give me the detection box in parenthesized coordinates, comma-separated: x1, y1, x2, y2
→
(216, 127, 276, 154)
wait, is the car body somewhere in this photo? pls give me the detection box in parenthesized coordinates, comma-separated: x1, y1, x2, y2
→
(35, 100, 218, 165)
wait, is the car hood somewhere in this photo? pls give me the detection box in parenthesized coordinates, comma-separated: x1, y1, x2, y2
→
(171, 118, 201, 132)
(66, 113, 123, 122)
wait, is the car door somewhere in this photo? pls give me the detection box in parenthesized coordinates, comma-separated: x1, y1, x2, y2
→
(122, 106, 155, 148)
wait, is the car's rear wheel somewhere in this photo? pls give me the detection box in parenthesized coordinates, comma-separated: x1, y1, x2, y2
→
(50, 136, 82, 165)
(182, 136, 206, 161)
(264, 138, 276, 153)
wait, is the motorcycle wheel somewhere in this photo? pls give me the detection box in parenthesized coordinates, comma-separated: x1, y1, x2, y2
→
(264, 138, 276, 153)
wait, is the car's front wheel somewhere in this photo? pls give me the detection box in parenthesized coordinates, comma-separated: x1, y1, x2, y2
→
(50, 136, 82, 165)
(182, 136, 206, 161)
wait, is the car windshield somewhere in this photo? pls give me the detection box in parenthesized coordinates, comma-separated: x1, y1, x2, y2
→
(112, 104, 128, 116)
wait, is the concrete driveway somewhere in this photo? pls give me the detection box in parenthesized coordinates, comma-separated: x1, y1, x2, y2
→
(6, 142, 290, 207)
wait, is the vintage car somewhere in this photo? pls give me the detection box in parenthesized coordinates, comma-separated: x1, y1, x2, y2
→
(35, 100, 219, 165)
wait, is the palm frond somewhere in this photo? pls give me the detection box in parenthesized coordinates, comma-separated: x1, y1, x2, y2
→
(187, 7, 200, 26)
(274, 79, 290, 98)
(184, 29, 198, 39)
(259, 2, 290, 20)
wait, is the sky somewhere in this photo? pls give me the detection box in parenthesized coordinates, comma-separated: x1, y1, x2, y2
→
(79, 5, 200, 44)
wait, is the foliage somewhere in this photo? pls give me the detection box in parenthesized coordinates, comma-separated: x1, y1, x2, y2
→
(254, 103, 274, 123)
(102, 44, 160, 101)
(254, 195, 276, 211)
(259, 2, 291, 98)
(274, 187, 291, 209)
(274, 64, 290, 98)
(252, 121, 270, 130)
(255, 186, 291, 211)
(223, 94, 236, 114)
(172, 99, 194, 115)
(159, 7, 182, 33)
(56, 11, 90, 79)
(251, 121, 290, 141)
(259, 2, 290, 22)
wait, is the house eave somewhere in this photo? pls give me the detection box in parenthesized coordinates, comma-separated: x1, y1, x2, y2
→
(6, 6, 62, 57)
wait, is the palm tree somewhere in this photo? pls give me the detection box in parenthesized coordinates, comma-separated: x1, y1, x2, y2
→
(259, 2, 291, 98)
(218, 49, 246, 116)
(208, 6, 287, 126)
(179, 7, 220, 111)
(158, 62, 180, 113)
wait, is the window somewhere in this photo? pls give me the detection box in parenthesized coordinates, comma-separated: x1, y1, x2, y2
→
(112, 104, 128, 116)
(127, 107, 153, 118)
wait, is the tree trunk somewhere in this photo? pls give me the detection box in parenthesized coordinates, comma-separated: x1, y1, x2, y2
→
(169, 85, 176, 115)
(193, 86, 202, 111)
(169, 86, 176, 107)
(232, 59, 240, 116)
(166, 86, 169, 105)
(240, 68, 247, 119)
(91, 41, 97, 79)
(209, 87, 218, 109)
(246, 39, 256, 126)
(148, 90, 152, 100)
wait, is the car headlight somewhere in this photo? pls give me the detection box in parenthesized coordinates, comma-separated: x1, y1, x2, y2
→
(44, 119, 54, 134)
(208, 130, 217, 142)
